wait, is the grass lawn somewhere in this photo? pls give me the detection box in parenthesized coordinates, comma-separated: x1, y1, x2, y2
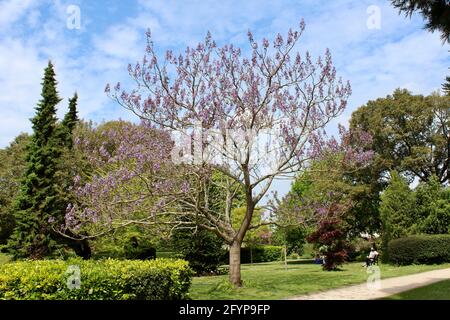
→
(189, 261, 450, 300)
(382, 280, 450, 300)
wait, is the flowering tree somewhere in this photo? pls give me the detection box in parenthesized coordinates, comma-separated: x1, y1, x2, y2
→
(60, 121, 190, 238)
(100, 21, 354, 286)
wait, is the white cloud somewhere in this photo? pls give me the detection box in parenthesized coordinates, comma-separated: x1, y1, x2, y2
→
(0, 0, 448, 166)
(0, 0, 37, 30)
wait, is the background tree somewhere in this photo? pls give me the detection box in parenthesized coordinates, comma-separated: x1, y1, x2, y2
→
(391, 1, 449, 101)
(350, 89, 449, 185)
(274, 127, 374, 268)
(0, 134, 29, 246)
(379, 171, 416, 261)
(59, 93, 79, 149)
(391, 0, 450, 43)
(102, 21, 352, 286)
(306, 207, 351, 271)
(6, 62, 65, 259)
(53, 93, 93, 259)
(412, 175, 450, 234)
(443, 75, 450, 95)
(171, 227, 225, 275)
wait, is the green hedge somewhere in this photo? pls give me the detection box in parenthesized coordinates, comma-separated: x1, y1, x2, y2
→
(223, 245, 283, 264)
(0, 258, 192, 300)
(388, 234, 450, 265)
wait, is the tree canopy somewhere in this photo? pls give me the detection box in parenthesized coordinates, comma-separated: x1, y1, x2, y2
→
(350, 89, 449, 185)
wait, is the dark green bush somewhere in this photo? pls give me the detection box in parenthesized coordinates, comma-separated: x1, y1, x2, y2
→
(388, 234, 450, 265)
(171, 227, 226, 275)
(123, 236, 156, 260)
(0, 258, 192, 300)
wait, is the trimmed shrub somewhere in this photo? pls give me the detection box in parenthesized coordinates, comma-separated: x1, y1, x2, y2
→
(0, 258, 192, 300)
(388, 234, 450, 265)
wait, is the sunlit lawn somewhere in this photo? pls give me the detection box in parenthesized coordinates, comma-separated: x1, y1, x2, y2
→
(382, 280, 450, 300)
(189, 261, 450, 300)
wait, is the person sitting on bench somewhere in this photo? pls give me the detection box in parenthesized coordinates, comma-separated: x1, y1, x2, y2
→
(365, 248, 379, 267)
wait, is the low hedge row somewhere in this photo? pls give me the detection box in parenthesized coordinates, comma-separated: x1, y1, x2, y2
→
(388, 234, 450, 265)
(223, 245, 283, 264)
(0, 258, 193, 300)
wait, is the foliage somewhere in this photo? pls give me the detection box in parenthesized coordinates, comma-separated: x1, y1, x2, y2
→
(280, 227, 307, 255)
(58, 93, 79, 149)
(275, 128, 374, 270)
(347, 237, 377, 262)
(241, 245, 283, 264)
(0, 134, 29, 245)
(379, 171, 416, 260)
(106, 21, 352, 286)
(122, 234, 156, 260)
(0, 258, 192, 300)
(443, 75, 450, 95)
(0, 254, 11, 266)
(350, 89, 449, 185)
(171, 227, 225, 275)
(388, 234, 450, 265)
(379, 172, 450, 261)
(306, 214, 350, 271)
(6, 62, 67, 259)
(275, 126, 376, 236)
(412, 175, 450, 234)
(231, 206, 271, 246)
(391, 0, 450, 43)
(63, 120, 178, 239)
(222, 245, 283, 264)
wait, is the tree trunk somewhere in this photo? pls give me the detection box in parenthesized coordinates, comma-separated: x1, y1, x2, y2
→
(229, 241, 242, 287)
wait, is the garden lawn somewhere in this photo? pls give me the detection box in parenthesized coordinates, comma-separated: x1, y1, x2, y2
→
(189, 261, 450, 300)
(382, 280, 450, 300)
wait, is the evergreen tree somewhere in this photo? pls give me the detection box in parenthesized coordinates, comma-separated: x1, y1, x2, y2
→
(413, 176, 450, 234)
(379, 171, 416, 261)
(6, 61, 65, 259)
(0, 134, 29, 245)
(60, 93, 79, 149)
(54, 92, 92, 259)
(391, 0, 450, 43)
(443, 75, 450, 95)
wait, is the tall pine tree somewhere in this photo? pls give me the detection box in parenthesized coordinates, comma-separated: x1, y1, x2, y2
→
(6, 62, 65, 259)
(53, 92, 92, 259)
(379, 171, 416, 262)
(443, 75, 450, 95)
(59, 93, 79, 149)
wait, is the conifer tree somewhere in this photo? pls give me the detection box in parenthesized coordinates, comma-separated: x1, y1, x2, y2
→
(379, 171, 416, 262)
(60, 93, 79, 149)
(443, 76, 450, 95)
(54, 92, 92, 259)
(6, 61, 64, 259)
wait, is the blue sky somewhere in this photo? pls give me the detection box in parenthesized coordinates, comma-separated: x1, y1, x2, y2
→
(1, 0, 449, 149)
(0, 0, 450, 199)
(0, 0, 448, 201)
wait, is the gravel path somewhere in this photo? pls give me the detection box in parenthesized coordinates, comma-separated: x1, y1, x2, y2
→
(288, 267, 450, 300)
